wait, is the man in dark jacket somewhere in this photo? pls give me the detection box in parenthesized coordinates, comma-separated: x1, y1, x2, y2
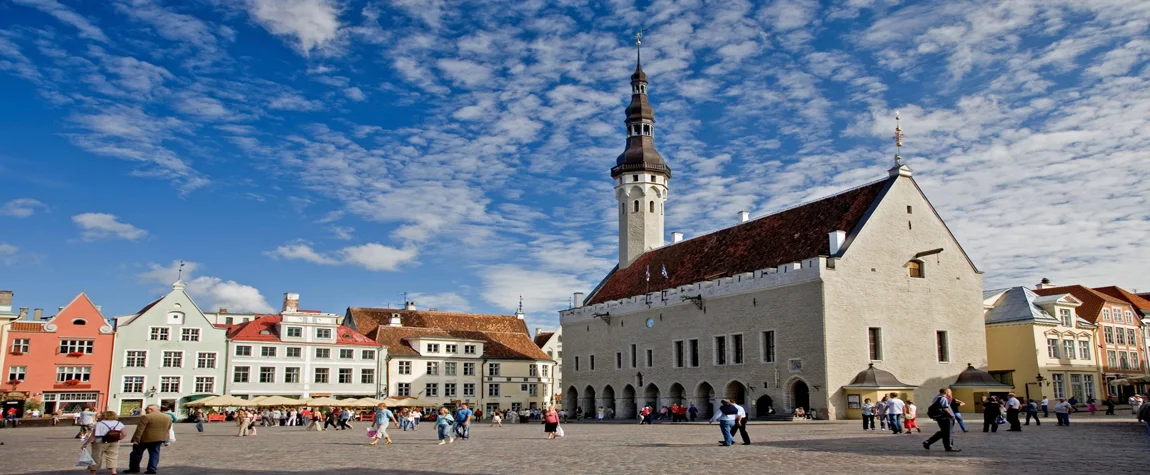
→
(127, 404, 172, 474)
(1137, 396, 1150, 437)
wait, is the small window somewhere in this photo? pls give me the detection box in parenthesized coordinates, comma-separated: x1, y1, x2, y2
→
(908, 260, 924, 278)
(936, 331, 950, 363)
(868, 328, 883, 361)
(632, 175, 639, 182)
(907, 205, 913, 214)
(633, 200, 639, 213)
(286, 327, 302, 338)
(649, 201, 654, 213)
(316, 328, 332, 339)
(72, 319, 86, 325)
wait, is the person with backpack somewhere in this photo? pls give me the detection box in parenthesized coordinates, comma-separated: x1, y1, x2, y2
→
(80, 410, 125, 475)
(923, 388, 960, 452)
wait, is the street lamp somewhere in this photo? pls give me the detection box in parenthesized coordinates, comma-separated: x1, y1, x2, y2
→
(145, 386, 157, 398)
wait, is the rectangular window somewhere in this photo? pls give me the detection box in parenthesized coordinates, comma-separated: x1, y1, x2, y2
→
(315, 348, 330, 359)
(59, 340, 95, 354)
(261, 346, 277, 357)
(196, 352, 216, 369)
(195, 376, 214, 393)
(574, 356, 580, 371)
(286, 347, 301, 358)
(762, 331, 776, 363)
(425, 383, 438, 397)
(868, 328, 883, 360)
(426, 343, 440, 353)
(122, 375, 143, 393)
(1107, 350, 1117, 368)
(11, 339, 29, 353)
(616, 352, 622, 369)
(398, 361, 412, 375)
(259, 367, 275, 383)
(673, 340, 684, 368)
(285, 367, 300, 383)
(233, 366, 250, 383)
(445, 344, 457, 353)
(714, 335, 727, 365)
(1047, 339, 1060, 359)
(56, 366, 91, 382)
(235, 345, 252, 357)
(1063, 340, 1076, 360)
(181, 328, 200, 342)
(361, 350, 376, 360)
(1052, 374, 1065, 398)
(427, 362, 439, 375)
(149, 327, 169, 341)
(936, 331, 950, 362)
(487, 383, 500, 397)
(338, 368, 352, 384)
(589, 355, 595, 371)
(445, 362, 457, 376)
(7, 366, 27, 382)
(689, 339, 699, 367)
(126, 350, 147, 368)
(529, 364, 538, 377)
(1083, 375, 1095, 399)
(225, 317, 233, 325)
(1127, 329, 1137, 346)
(396, 383, 411, 397)
(1117, 328, 1126, 345)
(463, 362, 475, 376)
(314, 367, 330, 383)
(464, 345, 476, 354)
(528, 383, 539, 396)
(316, 328, 332, 339)
(339, 349, 354, 359)
(732, 334, 744, 364)
(161, 351, 183, 368)
(1131, 352, 1141, 370)
(462, 383, 475, 397)
(286, 327, 302, 338)
(444, 383, 456, 397)
(542, 365, 549, 377)
(630, 344, 637, 368)
(488, 363, 501, 376)
(1105, 326, 1114, 344)
(1079, 340, 1092, 360)
(1059, 308, 1073, 327)
(360, 368, 375, 384)
(1119, 352, 1130, 369)
(645, 348, 653, 367)
(160, 376, 180, 393)
(1103, 309, 1111, 321)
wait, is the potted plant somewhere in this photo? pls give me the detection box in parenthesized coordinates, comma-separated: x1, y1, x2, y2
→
(63, 379, 81, 386)
(9, 351, 23, 356)
(66, 351, 84, 357)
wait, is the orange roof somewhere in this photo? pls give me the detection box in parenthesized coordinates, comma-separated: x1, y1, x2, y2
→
(1093, 286, 1150, 315)
(9, 322, 45, 332)
(1033, 285, 1130, 323)
(534, 331, 554, 348)
(345, 308, 550, 360)
(228, 314, 379, 347)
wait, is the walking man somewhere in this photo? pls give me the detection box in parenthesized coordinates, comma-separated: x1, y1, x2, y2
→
(127, 404, 172, 474)
(1041, 396, 1049, 417)
(1024, 399, 1040, 426)
(886, 393, 906, 434)
(454, 403, 473, 440)
(688, 404, 698, 422)
(729, 401, 751, 445)
(923, 388, 960, 452)
(709, 399, 738, 446)
(1004, 393, 1022, 431)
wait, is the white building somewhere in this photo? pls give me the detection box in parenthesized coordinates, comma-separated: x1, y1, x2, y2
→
(534, 327, 563, 402)
(109, 281, 229, 416)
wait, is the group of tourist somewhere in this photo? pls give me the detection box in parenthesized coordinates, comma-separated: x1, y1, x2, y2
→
(74, 404, 174, 475)
(708, 399, 749, 446)
(361, 402, 565, 446)
(859, 393, 929, 434)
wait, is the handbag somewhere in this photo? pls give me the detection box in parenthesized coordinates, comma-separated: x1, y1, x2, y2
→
(77, 448, 96, 467)
(555, 425, 564, 437)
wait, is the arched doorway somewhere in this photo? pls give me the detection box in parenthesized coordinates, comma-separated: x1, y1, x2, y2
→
(622, 385, 637, 419)
(566, 386, 579, 414)
(643, 383, 660, 409)
(725, 381, 747, 406)
(695, 382, 715, 417)
(583, 385, 597, 416)
(602, 385, 616, 415)
(755, 394, 775, 417)
(792, 380, 810, 412)
(668, 383, 685, 405)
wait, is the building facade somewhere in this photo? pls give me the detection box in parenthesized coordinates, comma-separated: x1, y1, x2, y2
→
(3, 293, 115, 414)
(984, 286, 1101, 403)
(344, 303, 556, 414)
(224, 294, 386, 399)
(560, 55, 988, 420)
(534, 327, 563, 403)
(108, 281, 228, 416)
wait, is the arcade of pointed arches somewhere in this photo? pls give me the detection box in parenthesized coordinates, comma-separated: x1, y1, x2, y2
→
(565, 378, 810, 419)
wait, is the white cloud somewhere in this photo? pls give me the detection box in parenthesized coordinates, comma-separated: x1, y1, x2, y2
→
(71, 213, 148, 241)
(12, 0, 109, 43)
(0, 243, 18, 265)
(139, 260, 274, 313)
(330, 226, 355, 240)
(343, 86, 366, 101)
(244, 0, 342, 55)
(268, 92, 325, 111)
(480, 265, 588, 326)
(267, 241, 419, 271)
(0, 198, 48, 218)
(408, 292, 469, 312)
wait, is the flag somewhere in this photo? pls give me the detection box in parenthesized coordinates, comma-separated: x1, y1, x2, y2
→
(645, 264, 650, 282)
(661, 264, 668, 279)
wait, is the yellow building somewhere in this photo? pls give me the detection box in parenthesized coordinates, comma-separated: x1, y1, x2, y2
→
(984, 287, 1102, 403)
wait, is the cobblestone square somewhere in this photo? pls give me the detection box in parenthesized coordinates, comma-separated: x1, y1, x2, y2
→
(1, 417, 1146, 474)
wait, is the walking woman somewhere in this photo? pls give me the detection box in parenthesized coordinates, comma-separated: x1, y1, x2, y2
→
(369, 403, 398, 446)
(435, 408, 455, 445)
(544, 406, 560, 440)
(861, 398, 876, 431)
(982, 396, 1003, 432)
(80, 410, 124, 475)
(491, 410, 503, 427)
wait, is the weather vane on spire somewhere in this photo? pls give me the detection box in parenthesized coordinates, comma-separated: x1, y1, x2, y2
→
(893, 111, 905, 167)
(517, 295, 524, 314)
(177, 260, 185, 282)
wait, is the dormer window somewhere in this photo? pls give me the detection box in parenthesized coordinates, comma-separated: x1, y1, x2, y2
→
(72, 319, 86, 325)
(286, 327, 303, 338)
(908, 260, 924, 278)
(426, 343, 440, 353)
(1059, 308, 1073, 327)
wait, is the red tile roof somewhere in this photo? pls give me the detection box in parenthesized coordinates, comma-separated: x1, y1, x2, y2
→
(587, 178, 889, 304)
(1093, 286, 1150, 315)
(227, 314, 379, 346)
(533, 331, 554, 348)
(9, 322, 45, 332)
(1033, 285, 1130, 323)
(345, 308, 550, 360)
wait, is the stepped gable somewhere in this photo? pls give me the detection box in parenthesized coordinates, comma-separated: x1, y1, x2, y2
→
(1033, 285, 1127, 322)
(227, 314, 378, 346)
(345, 308, 549, 360)
(587, 178, 889, 305)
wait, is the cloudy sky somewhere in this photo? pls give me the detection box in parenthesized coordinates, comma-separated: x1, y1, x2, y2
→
(1, 0, 1148, 329)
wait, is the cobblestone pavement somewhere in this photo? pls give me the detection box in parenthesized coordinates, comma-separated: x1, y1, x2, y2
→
(1, 416, 1146, 474)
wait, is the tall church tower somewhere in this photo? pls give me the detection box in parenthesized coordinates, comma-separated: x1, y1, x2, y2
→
(613, 39, 670, 269)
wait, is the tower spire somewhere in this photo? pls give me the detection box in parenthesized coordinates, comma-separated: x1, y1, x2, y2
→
(893, 111, 904, 167)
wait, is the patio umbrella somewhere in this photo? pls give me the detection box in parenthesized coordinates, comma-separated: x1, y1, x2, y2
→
(304, 397, 341, 407)
(256, 395, 306, 407)
(382, 397, 418, 407)
(354, 397, 384, 407)
(205, 394, 254, 407)
(183, 395, 220, 407)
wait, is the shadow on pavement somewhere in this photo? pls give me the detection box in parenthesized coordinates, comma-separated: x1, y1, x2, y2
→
(26, 469, 466, 475)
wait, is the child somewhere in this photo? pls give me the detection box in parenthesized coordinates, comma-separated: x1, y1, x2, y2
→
(491, 411, 503, 427)
(903, 401, 921, 434)
(435, 408, 455, 445)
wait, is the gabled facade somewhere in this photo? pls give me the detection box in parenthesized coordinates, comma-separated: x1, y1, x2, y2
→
(108, 281, 228, 416)
(534, 327, 563, 401)
(3, 293, 115, 414)
(983, 287, 1100, 403)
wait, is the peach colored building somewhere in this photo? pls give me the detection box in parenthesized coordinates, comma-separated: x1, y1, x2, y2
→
(3, 294, 115, 414)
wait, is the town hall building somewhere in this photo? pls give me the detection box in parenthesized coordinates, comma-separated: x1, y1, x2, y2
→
(559, 48, 991, 420)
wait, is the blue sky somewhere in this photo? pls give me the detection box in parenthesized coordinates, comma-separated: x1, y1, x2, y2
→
(2, 0, 1148, 330)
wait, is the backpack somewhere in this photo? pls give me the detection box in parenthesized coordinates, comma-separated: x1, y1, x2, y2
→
(101, 422, 124, 442)
(926, 398, 944, 420)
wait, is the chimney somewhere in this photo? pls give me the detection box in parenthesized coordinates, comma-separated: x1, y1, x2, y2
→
(404, 301, 416, 311)
(18, 308, 28, 320)
(33, 308, 43, 321)
(1036, 278, 1055, 290)
(389, 313, 402, 327)
(573, 292, 584, 308)
(0, 290, 12, 310)
(218, 307, 228, 313)
(828, 230, 847, 255)
(535, 328, 542, 337)
(671, 232, 684, 244)
(282, 293, 300, 313)
(738, 211, 750, 223)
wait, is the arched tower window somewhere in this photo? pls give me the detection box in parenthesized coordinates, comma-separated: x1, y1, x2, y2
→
(633, 200, 640, 213)
(908, 260, 924, 278)
(649, 201, 655, 213)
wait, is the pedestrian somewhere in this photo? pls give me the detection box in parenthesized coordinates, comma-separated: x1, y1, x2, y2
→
(885, 393, 905, 434)
(730, 401, 751, 445)
(491, 410, 503, 427)
(688, 403, 698, 422)
(544, 406, 561, 439)
(1086, 397, 1097, 415)
(709, 399, 738, 446)
(922, 388, 960, 452)
(454, 403, 473, 440)
(51, 410, 61, 426)
(1131, 395, 1143, 416)
(1136, 396, 1150, 437)
(876, 396, 889, 430)
(1103, 396, 1116, 415)
(903, 400, 921, 434)
(369, 403, 398, 446)
(194, 409, 205, 433)
(127, 404, 172, 474)
(982, 396, 1003, 432)
(1040, 396, 1049, 417)
(1024, 399, 1040, 426)
(1054, 398, 1072, 426)
(76, 407, 98, 440)
(80, 410, 124, 475)
(861, 398, 876, 431)
(287, 409, 297, 427)
(308, 409, 324, 432)
(1004, 393, 1022, 431)
(435, 408, 455, 445)
(639, 406, 652, 425)
(1068, 395, 1079, 412)
(323, 408, 339, 430)
(339, 408, 354, 430)
(951, 398, 968, 433)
